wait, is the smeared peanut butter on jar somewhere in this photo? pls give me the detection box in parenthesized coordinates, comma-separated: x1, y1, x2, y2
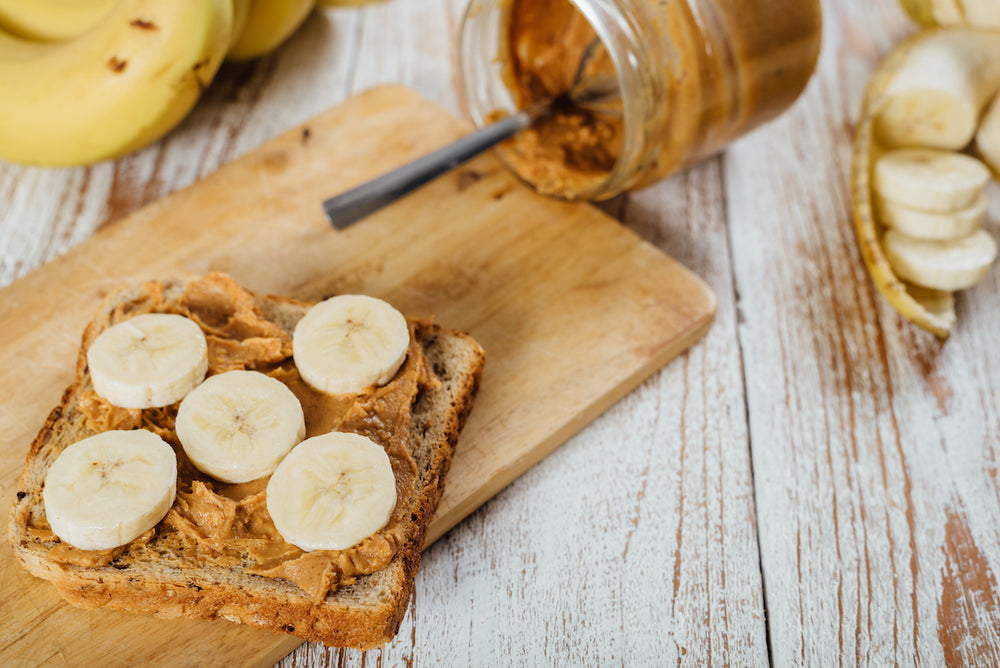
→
(499, 0, 621, 196)
(35, 273, 437, 601)
(470, 0, 822, 199)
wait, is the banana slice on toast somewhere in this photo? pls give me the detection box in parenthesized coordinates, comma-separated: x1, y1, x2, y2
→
(176, 369, 306, 484)
(266, 432, 397, 552)
(87, 313, 208, 409)
(43, 429, 177, 551)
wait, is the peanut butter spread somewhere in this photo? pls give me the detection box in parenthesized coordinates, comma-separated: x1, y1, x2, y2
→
(498, 0, 822, 198)
(34, 274, 436, 602)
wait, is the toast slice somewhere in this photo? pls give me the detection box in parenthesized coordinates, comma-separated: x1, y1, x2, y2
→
(7, 274, 484, 649)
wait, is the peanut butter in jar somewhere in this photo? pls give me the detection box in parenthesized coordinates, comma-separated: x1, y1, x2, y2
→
(460, 0, 823, 199)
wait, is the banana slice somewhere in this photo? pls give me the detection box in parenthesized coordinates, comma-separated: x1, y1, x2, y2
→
(977, 93, 1000, 177)
(883, 228, 998, 290)
(266, 432, 397, 552)
(960, 0, 1000, 30)
(293, 294, 410, 395)
(175, 370, 306, 484)
(87, 313, 208, 409)
(874, 149, 990, 213)
(873, 29, 1000, 149)
(934, 0, 965, 25)
(43, 429, 177, 551)
(874, 191, 987, 240)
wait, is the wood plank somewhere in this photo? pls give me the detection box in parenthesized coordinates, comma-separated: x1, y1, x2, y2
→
(732, 0, 1000, 664)
(0, 85, 713, 666)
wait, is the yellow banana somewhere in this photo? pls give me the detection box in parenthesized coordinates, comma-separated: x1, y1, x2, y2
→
(231, 0, 251, 48)
(0, 0, 234, 167)
(228, 0, 317, 61)
(0, 0, 116, 42)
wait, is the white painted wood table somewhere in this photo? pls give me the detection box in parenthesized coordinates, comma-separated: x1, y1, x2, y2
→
(3, 0, 1000, 665)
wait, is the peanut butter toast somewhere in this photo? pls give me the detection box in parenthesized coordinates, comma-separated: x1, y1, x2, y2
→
(8, 273, 484, 649)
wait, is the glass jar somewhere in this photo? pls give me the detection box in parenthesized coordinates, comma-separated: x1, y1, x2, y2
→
(459, 0, 823, 200)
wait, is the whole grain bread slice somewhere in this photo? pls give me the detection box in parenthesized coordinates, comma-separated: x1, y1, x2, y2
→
(7, 275, 484, 649)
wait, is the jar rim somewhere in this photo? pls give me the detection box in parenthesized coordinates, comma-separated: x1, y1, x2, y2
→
(459, 0, 656, 200)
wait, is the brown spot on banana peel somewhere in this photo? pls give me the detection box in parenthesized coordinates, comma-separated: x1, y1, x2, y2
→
(129, 19, 158, 30)
(170, 58, 214, 94)
(107, 57, 128, 73)
(192, 58, 212, 93)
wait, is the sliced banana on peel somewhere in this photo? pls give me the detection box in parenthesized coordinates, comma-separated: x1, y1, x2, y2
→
(176, 370, 306, 484)
(88, 313, 208, 409)
(852, 28, 1000, 339)
(977, 93, 1000, 178)
(266, 432, 397, 552)
(960, 0, 1000, 30)
(43, 429, 177, 551)
(874, 149, 990, 213)
(883, 228, 998, 291)
(293, 294, 410, 395)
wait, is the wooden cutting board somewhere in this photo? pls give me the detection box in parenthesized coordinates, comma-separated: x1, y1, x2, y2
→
(0, 86, 714, 666)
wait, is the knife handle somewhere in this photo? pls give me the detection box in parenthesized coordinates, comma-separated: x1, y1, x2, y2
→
(322, 109, 535, 230)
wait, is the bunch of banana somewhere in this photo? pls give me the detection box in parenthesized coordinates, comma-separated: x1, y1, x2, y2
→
(852, 26, 1000, 338)
(0, 0, 317, 167)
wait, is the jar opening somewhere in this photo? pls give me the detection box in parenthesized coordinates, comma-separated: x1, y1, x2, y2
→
(460, 0, 650, 201)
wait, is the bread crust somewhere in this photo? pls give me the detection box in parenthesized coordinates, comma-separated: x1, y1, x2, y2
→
(7, 276, 484, 650)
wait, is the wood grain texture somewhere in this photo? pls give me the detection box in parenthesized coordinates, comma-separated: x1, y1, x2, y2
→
(730, 0, 1000, 665)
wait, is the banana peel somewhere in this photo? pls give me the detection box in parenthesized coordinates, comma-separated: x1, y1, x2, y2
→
(0, 0, 235, 167)
(0, 0, 116, 42)
(851, 30, 958, 339)
(227, 0, 317, 61)
(898, 0, 939, 26)
(0, 0, 322, 166)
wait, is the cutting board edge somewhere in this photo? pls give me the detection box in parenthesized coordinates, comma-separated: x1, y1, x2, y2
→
(0, 84, 719, 666)
(423, 304, 716, 546)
